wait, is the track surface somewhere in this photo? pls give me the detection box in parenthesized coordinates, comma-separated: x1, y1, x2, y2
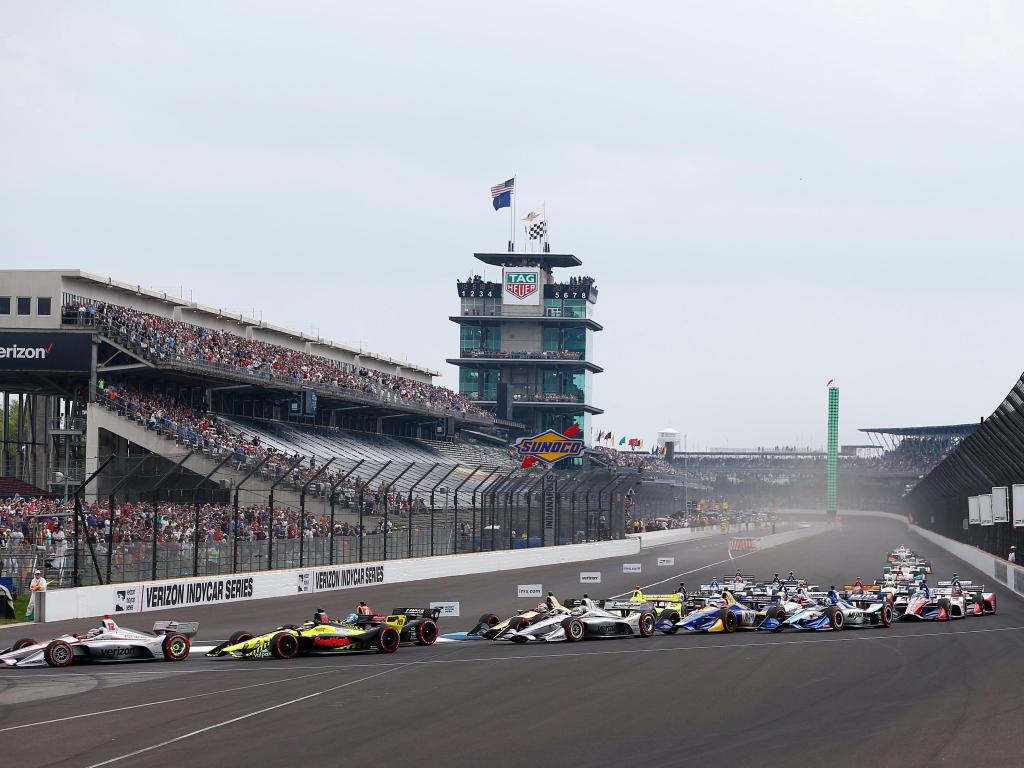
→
(2, 516, 1023, 768)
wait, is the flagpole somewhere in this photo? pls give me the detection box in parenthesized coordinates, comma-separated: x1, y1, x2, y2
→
(510, 174, 516, 252)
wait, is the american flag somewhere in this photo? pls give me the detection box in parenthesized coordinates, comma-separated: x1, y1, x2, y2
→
(490, 178, 514, 198)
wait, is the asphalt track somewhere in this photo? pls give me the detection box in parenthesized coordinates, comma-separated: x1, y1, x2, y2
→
(2, 515, 1023, 768)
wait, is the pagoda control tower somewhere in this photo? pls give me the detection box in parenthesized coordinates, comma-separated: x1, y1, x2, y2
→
(450, 250, 603, 441)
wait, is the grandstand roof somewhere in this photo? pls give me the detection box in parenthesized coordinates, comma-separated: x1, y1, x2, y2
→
(35, 269, 439, 377)
(858, 424, 979, 438)
(474, 252, 582, 268)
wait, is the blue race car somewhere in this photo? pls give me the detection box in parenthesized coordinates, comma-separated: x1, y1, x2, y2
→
(676, 591, 785, 633)
(783, 592, 893, 631)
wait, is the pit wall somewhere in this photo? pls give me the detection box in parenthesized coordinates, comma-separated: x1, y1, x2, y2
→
(44, 538, 640, 622)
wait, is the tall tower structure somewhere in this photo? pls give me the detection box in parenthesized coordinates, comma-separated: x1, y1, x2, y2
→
(826, 384, 839, 518)
(450, 251, 603, 440)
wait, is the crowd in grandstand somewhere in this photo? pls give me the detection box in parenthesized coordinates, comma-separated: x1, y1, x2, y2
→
(461, 349, 582, 360)
(65, 300, 487, 417)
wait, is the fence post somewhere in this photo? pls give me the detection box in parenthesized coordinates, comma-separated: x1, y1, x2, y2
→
(190, 451, 233, 578)
(231, 454, 272, 575)
(406, 463, 441, 558)
(72, 455, 114, 587)
(299, 458, 335, 569)
(267, 455, 306, 571)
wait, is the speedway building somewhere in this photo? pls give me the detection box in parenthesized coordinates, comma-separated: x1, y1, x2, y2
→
(450, 250, 603, 441)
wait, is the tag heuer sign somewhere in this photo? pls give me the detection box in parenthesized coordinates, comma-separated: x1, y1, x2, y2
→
(502, 268, 540, 305)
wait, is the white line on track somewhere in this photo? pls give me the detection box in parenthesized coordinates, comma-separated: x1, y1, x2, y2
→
(0, 668, 342, 733)
(84, 665, 407, 768)
(609, 550, 755, 598)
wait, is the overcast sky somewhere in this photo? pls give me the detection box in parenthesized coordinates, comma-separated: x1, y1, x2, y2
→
(3, 2, 1022, 449)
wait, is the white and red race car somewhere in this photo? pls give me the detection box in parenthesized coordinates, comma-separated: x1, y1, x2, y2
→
(899, 582, 996, 621)
(0, 617, 198, 668)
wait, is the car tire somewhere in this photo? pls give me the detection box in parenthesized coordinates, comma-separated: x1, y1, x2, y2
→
(510, 634, 529, 644)
(162, 633, 190, 661)
(561, 617, 585, 642)
(414, 619, 438, 646)
(227, 631, 254, 646)
(881, 604, 893, 627)
(827, 607, 845, 630)
(638, 612, 656, 637)
(269, 632, 299, 659)
(45, 639, 74, 667)
(478, 613, 500, 628)
(376, 626, 401, 654)
(12, 638, 36, 651)
(507, 616, 531, 631)
(719, 608, 738, 633)
(658, 609, 680, 634)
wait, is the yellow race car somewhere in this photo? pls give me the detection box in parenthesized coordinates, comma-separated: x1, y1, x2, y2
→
(206, 607, 435, 659)
(630, 583, 687, 633)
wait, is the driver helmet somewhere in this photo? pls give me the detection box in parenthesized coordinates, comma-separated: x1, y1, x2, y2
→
(345, 613, 359, 623)
(314, 608, 329, 624)
(570, 606, 586, 616)
(536, 601, 549, 611)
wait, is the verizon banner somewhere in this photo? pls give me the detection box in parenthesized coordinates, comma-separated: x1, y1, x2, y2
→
(968, 496, 980, 526)
(980, 494, 994, 526)
(992, 486, 1009, 524)
(1012, 485, 1024, 527)
(0, 331, 91, 372)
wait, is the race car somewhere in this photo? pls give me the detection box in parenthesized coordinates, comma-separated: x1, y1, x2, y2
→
(783, 592, 893, 631)
(454, 593, 568, 641)
(700, 574, 757, 595)
(900, 582, 996, 621)
(504, 597, 657, 643)
(207, 607, 436, 659)
(629, 584, 688, 633)
(676, 590, 785, 633)
(0, 617, 197, 668)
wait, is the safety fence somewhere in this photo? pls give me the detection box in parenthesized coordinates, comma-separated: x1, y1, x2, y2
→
(0, 457, 636, 596)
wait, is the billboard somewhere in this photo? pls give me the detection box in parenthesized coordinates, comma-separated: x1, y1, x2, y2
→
(967, 496, 980, 525)
(502, 268, 540, 306)
(0, 332, 91, 372)
(992, 486, 1009, 524)
(979, 493, 993, 526)
(1013, 485, 1024, 527)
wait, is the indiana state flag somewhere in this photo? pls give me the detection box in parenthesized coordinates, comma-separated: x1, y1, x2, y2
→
(490, 178, 514, 210)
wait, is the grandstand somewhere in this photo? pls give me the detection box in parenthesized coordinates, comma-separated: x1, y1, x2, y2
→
(0, 269, 637, 595)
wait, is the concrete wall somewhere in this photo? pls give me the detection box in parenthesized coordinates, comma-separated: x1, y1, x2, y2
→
(0, 270, 64, 329)
(44, 537, 641, 621)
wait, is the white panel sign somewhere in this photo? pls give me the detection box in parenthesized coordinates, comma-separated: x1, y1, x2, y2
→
(517, 584, 543, 598)
(502, 267, 541, 306)
(1013, 485, 1024, 527)
(657, 557, 675, 567)
(311, 564, 386, 592)
(980, 494, 994, 526)
(579, 572, 602, 584)
(430, 601, 460, 618)
(623, 563, 642, 573)
(992, 486, 1009, 524)
(968, 496, 980, 525)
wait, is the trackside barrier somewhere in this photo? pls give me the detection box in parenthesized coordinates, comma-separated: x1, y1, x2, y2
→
(627, 529, 719, 547)
(43, 537, 640, 622)
(729, 537, 755, 554)
(787, 508, 1024, 601)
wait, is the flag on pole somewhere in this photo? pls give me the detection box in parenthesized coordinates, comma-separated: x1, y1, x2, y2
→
(491, 178, 514, 210)
(522, 210, 542, 223)
(618, 436, 626, 446)
(528, 220, 547, 240)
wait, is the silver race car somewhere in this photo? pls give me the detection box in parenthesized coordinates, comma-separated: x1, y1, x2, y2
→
(0, 617, 199, 668)
(505, 597, 656, 643)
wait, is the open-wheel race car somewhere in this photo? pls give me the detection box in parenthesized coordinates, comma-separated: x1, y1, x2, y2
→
(447, 593, 567, 641)
(207, 607, 439, 659)
(0, 617, 198, 668)
(504, 597, 658, 643)
(629, 584, 688, 633)
(783, 591, 893, 631)
(677, 590, 787, 633)
(900, 581, 996, 621)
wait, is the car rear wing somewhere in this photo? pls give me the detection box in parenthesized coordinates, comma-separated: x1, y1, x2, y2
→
(152, 621, 200, 637)
(390, 607, 443, 621)
(843, 584, 881, 593)
(599, 599, 654, 613)
(935, 581, 976, 588)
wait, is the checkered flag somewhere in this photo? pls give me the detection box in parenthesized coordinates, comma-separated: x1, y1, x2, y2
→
(528, 220, 547, 240)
